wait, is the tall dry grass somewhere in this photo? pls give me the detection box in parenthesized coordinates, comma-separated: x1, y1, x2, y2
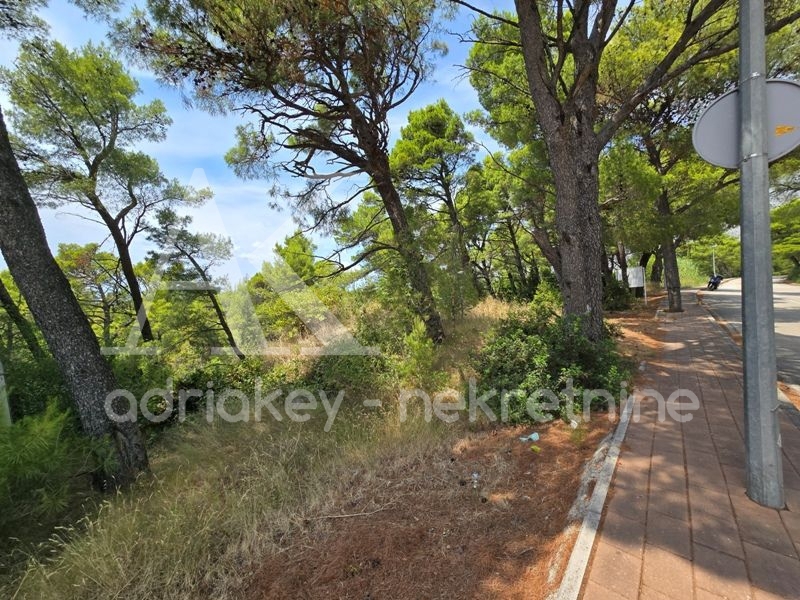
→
(2, 298, 513, 600)
(2, 400, 456, 599)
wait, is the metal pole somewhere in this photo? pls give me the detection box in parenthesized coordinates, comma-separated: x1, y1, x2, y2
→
(712, 245, 717, 275)
(740, 0, 784, 508)
(0, 358, 10, 428)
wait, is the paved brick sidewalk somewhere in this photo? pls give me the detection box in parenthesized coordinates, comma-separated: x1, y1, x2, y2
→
(581, 293, 800, 600)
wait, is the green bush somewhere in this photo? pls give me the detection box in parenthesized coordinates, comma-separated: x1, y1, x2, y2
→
(603, 276, 633, 311)
(306, 351, 391, 399)
(394, 317, 446, 390)
(4, 357, 67, 419)
(353, 301, 415, 355)
(0, 403, 97, 550)
(476, 306, 628, 424)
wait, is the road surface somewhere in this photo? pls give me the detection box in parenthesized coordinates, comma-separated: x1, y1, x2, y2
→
(698, 278, 800, 386)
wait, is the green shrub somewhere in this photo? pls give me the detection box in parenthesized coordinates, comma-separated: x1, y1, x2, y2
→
(395, 317, 447, 390)
(306, 352, 391, 399)
(531, 275, 562, 315)
(476, 306, 628, 424)
(0, 403, 97, 552)
(603, 276, 633, 311)
(353, 302, 414, 355)
(4, 357, 67, 419)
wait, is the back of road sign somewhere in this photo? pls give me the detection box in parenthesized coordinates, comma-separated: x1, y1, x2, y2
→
(693, 79, 800, 169)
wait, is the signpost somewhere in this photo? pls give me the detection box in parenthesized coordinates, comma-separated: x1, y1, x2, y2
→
(738, 0, 784, 509)
(692, 0, 797, 508)
(627, 266, 647, 304)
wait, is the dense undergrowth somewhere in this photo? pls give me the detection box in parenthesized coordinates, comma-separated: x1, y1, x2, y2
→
(0, 289, 629, 599)
(477, 285, 629, 424)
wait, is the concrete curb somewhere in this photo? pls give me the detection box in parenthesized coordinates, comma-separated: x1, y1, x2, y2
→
(553, 392, 636, 600)
(778, 387, 800, 429)
(696, 289, 742, 340)
(698, 291, 800, 431)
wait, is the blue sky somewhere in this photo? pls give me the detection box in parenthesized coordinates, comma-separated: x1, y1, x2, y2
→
(0, 1, 516, 284)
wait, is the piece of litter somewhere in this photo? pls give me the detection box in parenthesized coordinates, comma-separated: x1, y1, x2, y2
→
(569, 420, 579, 429)
(530, 445, 541, 453)
(471, 472, 480, 489)
(518, 432, 540, 442)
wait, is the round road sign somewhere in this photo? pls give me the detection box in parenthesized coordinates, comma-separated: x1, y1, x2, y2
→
(692, 79, 800, 169)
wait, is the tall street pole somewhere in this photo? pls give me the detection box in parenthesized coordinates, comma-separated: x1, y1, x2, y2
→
(739, 0, 784, 508)
(712, 245, 717, 276)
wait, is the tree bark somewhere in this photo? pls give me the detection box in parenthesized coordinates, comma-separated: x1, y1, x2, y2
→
(530, 227, 562, 283)
(4, 321, 12, 356)
(207, 289, 246, 360)
(656, 191, 683, 312)
(506, 219, 534, 299)
(639, 252, 652, 271)
(476, 261, 494, 296)
(650, 248, 664, 284)
(0, 107, 148, 486)
(0, 275, 46, 360)
(86, 192, 154, 343)
(373, 156, 445, 342)
(0, 358, 10, 428)
(616, 241, 630, 288)
(514, 0, 605, 340)
(182, 251, 245, 360)
(442, 184, 475, 281)
(662, 239, 683, 312)
(548, 134, 605, 340)
(97, 285, 113, 348)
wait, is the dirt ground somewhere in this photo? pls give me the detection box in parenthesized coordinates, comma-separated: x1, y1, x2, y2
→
(245, 301, 663, 600)
(606, 294, 666, 368)
(779, 382, 800, 413)
(246, 421, 612, 600)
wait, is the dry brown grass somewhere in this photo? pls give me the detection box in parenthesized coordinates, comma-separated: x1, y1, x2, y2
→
(436, 297, 515, 388)
(3, 410, 443, 600)
(3, 295, 624, 600)
(245, 419, 613, 600)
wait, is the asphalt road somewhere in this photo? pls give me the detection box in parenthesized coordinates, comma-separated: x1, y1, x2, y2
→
(699, 278, 800, 386)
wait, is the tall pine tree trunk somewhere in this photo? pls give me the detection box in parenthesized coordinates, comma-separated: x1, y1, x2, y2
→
(86, 192, 154, 342)
(656, 190, 682, 312)
(373, 158, 445, 342)
(549, 134, 605, 340)
(442, 186, 480, 298)
(515, 0, 605, 340)
(0, 275, 45, 360)
(0, 358, 10, 428)
(650, 249, 664, 284)
(617, 241, 630, 288)
(0, 107, 148, 486)
(182, 251, 245, 360)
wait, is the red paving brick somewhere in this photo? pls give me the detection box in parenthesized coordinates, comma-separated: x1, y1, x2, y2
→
(581, 293, 800, 600)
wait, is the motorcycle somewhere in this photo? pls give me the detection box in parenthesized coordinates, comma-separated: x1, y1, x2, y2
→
(706, 274, 723, 290)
